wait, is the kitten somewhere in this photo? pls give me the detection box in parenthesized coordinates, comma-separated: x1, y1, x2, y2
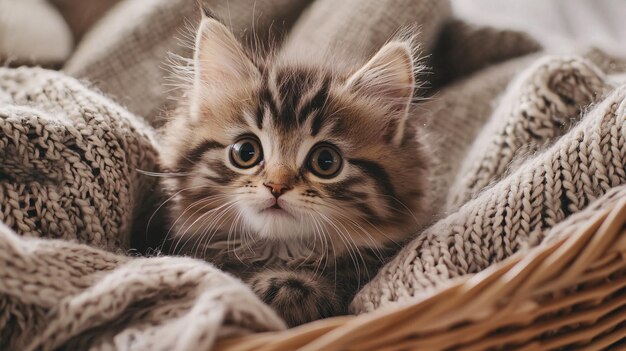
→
(159, 9, 430, 326)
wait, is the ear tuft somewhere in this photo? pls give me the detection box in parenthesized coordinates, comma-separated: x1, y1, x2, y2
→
(346, 41, 415, 145)
(197, 1, 217, 19)
(191, 15, 259, 118)
(194, 17, 258, 83)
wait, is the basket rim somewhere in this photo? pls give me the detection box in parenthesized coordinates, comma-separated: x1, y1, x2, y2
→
(216, 197, 626, 351)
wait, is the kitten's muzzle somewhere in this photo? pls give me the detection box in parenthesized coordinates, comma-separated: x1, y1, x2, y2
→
(263, 182, 292, 198)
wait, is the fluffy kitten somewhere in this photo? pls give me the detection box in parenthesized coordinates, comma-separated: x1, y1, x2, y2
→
(159, 10, 429, 326)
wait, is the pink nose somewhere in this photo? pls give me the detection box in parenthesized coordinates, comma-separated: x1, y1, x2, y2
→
(263, 182, 292, 198)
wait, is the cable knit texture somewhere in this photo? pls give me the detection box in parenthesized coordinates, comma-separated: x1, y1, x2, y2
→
(0, 68, 285, 351)
(0, 67, 158, 250)
(2, 0, 626, 349)
(351, 54, 626, 313)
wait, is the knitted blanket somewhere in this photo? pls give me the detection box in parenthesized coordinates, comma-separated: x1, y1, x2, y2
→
(1, 0, 626, 349)
(0, 68, 284, 350)
(352, 54, 626, 312)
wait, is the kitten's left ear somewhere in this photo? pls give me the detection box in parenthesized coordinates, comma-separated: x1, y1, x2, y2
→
(191, 11, 259, 115)
(345, 42, 415, 146)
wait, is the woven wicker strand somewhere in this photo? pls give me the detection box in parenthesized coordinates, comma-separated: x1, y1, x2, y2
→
(216, 189, 626, 351)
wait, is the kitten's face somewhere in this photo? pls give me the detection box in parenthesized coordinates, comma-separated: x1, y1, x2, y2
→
(161, 17, 429, 254)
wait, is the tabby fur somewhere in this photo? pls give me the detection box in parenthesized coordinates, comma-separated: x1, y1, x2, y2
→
(159, 9, 430, 326)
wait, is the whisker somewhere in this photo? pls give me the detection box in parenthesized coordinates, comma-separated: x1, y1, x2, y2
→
(322, 206, 387, 262)
(136, 169, 190, 178)
(317, 201, 402, 249)
(312, 210, 361, 281)
(173, 198, 237, 255)
(191, 200, 241, 257)
(149, 185, 224, 251)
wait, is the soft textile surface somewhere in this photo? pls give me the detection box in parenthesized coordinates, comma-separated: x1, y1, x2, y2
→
(0, 68, 284, 350)
(0, 222, 284, 350)
(352, 53, 626, 312)
(0, 67, 158, 250)
(63, 0, 314, 126)
(1, 0, 626, 349)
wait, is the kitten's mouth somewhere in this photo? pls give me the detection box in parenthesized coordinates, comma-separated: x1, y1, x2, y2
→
(260, 203, 294, 218)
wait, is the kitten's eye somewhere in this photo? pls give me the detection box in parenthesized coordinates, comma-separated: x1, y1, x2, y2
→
(308, 144, 342, 178)
(230, 137, 263, 168)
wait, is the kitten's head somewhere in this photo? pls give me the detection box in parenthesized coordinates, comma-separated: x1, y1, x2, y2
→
(161, 15, 430, 255)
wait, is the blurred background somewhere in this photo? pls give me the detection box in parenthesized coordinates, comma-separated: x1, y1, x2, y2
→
(1, 0, 625, 67)
(454, 0, 626, 55)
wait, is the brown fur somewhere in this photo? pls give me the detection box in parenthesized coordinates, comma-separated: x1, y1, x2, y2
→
(159, 12, 430, 326)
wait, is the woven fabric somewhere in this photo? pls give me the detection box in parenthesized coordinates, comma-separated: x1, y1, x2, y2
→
(351, 54, 626, 313)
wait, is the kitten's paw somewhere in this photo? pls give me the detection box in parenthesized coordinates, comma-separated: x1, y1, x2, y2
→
(249, 270, 341, 326)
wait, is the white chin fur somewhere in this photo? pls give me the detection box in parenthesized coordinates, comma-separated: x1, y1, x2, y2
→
(241, 206, 315, 241)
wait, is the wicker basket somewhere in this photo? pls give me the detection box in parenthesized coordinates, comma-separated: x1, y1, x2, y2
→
(216, 194, 626, 350)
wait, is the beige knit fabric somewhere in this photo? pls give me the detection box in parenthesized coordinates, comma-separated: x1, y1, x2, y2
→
(447, 56, 610, 209)
(2, 0, 626, 348)
(280, 0, 451, 66)
(0, 223, 284, 350)
(351, 54, 626, 313)
(63, 0, 312, 126)
(428, 18, 542, 88)
(0, 67, 284, 351)
(0, 67, 158, 250)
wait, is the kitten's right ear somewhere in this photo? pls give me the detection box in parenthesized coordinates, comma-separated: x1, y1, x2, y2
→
(192, 11, 259, 109)
(345, 41, 415, 146)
